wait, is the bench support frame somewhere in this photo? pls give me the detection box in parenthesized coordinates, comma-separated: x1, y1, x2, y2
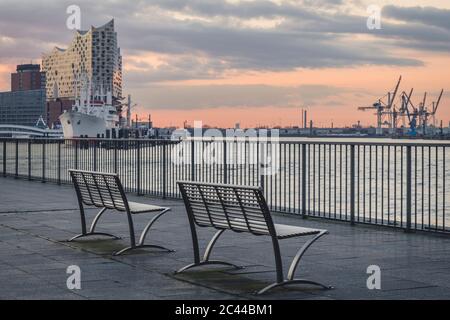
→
(113, 208, 174, 256)
(176, 181, 333, 295)
(176, 229, 243, 274)
(68, 170, 173, 256)
(68, 198, 122, 242)
(258, 230, 333, 295)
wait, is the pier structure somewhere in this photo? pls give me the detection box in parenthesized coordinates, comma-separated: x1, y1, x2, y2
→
(1, 137, 449, 234)
(0, 177, 449, 299)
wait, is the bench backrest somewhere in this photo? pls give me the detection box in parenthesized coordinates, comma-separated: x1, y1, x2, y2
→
(69, 170, 128, 212)
(177, 181, 276, 236)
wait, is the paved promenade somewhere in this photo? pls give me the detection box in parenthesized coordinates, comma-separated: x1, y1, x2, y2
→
(0, 177, 449, 300)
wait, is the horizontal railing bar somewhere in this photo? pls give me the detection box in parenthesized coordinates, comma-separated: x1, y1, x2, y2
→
(0, 137, 449, 147)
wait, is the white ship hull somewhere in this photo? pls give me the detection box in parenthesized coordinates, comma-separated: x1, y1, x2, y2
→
(60, 111, 109, 138)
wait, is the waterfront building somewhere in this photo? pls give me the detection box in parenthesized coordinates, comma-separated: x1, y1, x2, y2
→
(0, 64, 47, 126)
(46, 98, 74, 128)
(0, 89, 46, 126)
(42, 19, 122, 102)
(11, 64, 46, 92)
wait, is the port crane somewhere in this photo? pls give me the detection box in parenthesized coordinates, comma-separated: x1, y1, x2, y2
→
(424, 89, 444, 132)
(400, 89, 418, 136)
(115, 94, 138, 128)
(358, 76, 402, 135)
(400, 89, 444, 136)
(358, 76, 445, 136)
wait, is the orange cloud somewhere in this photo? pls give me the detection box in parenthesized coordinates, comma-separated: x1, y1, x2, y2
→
(0, 63, 14, 92)
(134, 49, 450, 128)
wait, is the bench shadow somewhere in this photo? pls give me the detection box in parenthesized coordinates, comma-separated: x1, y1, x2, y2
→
(171, 266, 326, 298)
(59, 238, 149, 256)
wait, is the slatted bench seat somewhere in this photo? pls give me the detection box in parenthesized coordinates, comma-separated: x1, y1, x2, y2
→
(176, 181, 333, 295)
(68, 170, 173, 256)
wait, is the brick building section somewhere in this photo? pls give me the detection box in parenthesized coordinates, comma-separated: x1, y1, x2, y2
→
(46, 99, 74, 128)
(11, 64, 45, 92)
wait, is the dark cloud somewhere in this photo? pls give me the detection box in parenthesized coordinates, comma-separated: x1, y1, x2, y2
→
(131, 84, 348, 109)
(0, 0, 448, 84)
(119, 21, 423, 71)
(124, 56, 226, 84)
(143, 0, 319, 20)
(383, 5, 450, 31)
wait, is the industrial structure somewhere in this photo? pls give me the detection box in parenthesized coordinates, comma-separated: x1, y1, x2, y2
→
(358, 76, 445, 137)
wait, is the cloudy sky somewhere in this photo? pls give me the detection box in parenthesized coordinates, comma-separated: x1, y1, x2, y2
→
(0, 0, 449, 128)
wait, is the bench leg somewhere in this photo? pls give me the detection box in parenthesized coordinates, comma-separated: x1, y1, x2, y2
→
(175, 229, 243, 274)
(113, 208, 173, 256)
(257, 231, 333, 295)
(257, 279, 333, 295)
(176, 260, 243, 274)
(287, 230, 328, 280)
(67, 208, 121, 242)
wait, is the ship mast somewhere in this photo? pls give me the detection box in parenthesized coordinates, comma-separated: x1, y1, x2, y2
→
(127, 95, 131, 128)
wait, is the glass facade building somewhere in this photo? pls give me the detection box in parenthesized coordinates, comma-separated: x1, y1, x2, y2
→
(0, 89, 46, 126)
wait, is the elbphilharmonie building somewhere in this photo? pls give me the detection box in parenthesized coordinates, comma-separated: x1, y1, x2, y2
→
(42, 19, 122, 101)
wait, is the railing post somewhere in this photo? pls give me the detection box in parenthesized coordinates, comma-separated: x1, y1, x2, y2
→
(93, 140, 97, 172)
(74, 140, 78, 170)
(191, 139, 195, 181)
(114, 140, 118, 173)
(406, 145, 412, 233)
(350, 144, 356, 226)
(162, 142, 167, 199)
(57, 141, 61, 185)
(2, 140, 6, 177)
(259, 141, 265, 192)
(15, 139, 18, 178)
(136, 140, 141, 195)
(301, 143, 307, 219)
(223, 139, 227, 184)
(28, 140, 31, 180)
(42, 139, 46, 183)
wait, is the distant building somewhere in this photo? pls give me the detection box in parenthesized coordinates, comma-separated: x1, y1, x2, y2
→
(11, 64, 46, 92)
(42, 19, 122, 102)
(0, 64, 47, 126)
(0, 90, 46, 126)
(46, 99, 74, 128)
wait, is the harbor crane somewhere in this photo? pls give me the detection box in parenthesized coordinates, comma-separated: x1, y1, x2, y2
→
(400, 89, 418, 136)
(358, 76, 445, 137)
(116, 94, 138, 128)
(428, 89, 444, 128)
(358, 76, 402, 135)
(400, 89, 444, 136)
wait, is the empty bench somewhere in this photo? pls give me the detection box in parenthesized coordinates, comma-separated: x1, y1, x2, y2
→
(68, 170, 173, 256)
(176, 181, 333, 295)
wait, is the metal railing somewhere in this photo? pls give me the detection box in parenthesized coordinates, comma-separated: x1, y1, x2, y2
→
(1, 138, 449, 234)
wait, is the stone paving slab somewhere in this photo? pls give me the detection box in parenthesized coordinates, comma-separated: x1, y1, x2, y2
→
(0, 177, 449, 300)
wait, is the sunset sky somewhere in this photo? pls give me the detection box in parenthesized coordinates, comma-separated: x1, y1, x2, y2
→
(0, 0, 449, 128)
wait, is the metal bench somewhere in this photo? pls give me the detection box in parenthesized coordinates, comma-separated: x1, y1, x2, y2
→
(68, 169, 173, 256)
(176, 181, 333, 295)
